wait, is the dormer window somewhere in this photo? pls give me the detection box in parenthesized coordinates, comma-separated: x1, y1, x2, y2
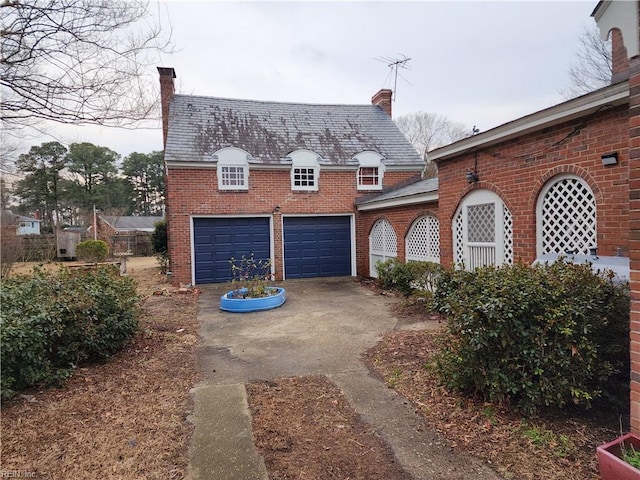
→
(288, 149, 320, 192)
(355, 151, 385, 191)
(213, 147, 250, 191)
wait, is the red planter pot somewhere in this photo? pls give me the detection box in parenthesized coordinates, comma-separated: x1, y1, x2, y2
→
(597, 433, 640, 480)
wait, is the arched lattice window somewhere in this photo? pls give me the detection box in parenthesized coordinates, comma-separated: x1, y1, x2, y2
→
(453, 189, 513, 269)
(406, 216, 440, 263)
(537, 175, 596, 256)
(369, 219, 397, 277)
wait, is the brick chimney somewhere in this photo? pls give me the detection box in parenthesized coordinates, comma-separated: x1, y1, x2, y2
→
(611, 28, 630, 84)
(157, 67, 176, 147)
(371, 89, 393, 117)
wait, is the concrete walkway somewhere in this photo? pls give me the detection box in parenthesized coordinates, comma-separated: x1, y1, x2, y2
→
(188, 277, 503, 480)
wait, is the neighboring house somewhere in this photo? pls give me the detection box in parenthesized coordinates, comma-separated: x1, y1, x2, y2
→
(97, 215, 161, 236)
(1, 210, 41, 235)
(95, 215, 163, 256)
(158, 67, 424, 285)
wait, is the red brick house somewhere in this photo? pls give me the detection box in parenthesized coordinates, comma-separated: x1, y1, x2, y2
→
(158, 67, 423, 285)
(356, 0, 640, 433)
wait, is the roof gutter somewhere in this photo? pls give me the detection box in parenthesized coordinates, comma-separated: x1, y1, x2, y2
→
(356, 191, 438, 211)
(429, 81, 629, 163)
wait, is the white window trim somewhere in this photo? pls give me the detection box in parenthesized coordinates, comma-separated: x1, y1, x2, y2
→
(288, 150, 320, 192)
(355, 151, 385, 191)
(214, 147, 250, 191)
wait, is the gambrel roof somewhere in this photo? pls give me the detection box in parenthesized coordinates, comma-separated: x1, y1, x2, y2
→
(164, 94, 422, 168)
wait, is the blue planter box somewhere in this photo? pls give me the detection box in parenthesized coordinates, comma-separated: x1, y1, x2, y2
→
(220, 287, 286, 313)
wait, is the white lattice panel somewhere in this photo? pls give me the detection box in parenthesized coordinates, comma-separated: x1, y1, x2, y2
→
(454, 210, 464, 265)
(406, 216, 440, 262)
(541, 177, 596, 255)
(370, 219, 397, 255)
(503, 206, 513, 264)
(468, 203, 495, 243)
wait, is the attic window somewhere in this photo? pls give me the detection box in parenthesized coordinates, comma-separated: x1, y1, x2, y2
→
(355, 151, 385, 191)
(219, 165, 247, 189)
(288, 150, 320, 192)
(213, 147, 250, 191)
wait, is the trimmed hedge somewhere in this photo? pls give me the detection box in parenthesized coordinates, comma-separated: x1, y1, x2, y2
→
(431, 261, 629, 413)
(1, 265, 139, 398)
(75, 239, 109, 262)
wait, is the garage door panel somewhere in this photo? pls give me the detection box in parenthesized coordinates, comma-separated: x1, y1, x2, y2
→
(193, 217, 270, 284)
(283, 216, 351, 279)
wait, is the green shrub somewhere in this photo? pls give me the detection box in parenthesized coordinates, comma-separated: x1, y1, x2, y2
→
(75, 239, 109, 262)
(1, 266, 139, 398)
(431, 261, 629, 413)
(152, 220, 167, 254)
(376, 258, 443, 297)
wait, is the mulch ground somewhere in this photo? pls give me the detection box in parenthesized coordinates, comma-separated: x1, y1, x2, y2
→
(363, 297, 624, 480)
(1, 266, 625, 480)
(247, 375, 412, 480)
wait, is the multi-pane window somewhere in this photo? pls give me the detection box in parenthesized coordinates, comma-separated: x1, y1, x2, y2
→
(354, 151, 385, 191)
(292, 167, 316, 189)
(358, 167, 380, 187)
(219, 165, 247, 190)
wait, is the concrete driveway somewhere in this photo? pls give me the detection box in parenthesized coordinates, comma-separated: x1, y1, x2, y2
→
(189, 277, 502, 480)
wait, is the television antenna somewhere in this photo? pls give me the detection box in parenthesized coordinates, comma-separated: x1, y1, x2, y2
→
(374, 54, 412, 101)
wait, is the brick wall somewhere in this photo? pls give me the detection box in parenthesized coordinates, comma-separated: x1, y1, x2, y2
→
(628, 52, 640, 432)
(355, 204, 439, 277)
(436, 104, 630, 267)
(166, 167, 418, 284)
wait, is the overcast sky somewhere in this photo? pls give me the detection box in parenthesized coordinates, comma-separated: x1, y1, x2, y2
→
(25, 0, 601, 160)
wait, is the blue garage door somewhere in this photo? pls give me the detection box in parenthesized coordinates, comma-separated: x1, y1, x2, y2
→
(283, 216, 352, 279)
(193, 217, 270, 284)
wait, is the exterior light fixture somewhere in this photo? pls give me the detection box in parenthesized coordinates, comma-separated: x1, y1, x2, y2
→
(601, 152, 618, 166)
(466, 169, 479, 183)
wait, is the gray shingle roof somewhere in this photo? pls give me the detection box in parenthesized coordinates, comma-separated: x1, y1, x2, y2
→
(356, 178, 439, 205)
(101, 216, 162, 232)
(164, 94, 422, 167)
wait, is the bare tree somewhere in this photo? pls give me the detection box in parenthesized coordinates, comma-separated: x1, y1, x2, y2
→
(1, 0, 172, 131)
(395, 112, 468, 177)
(561, 26, 612, 99)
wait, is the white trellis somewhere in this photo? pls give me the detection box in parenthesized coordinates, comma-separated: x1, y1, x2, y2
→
(369, 219, 397, 277)
(538, 175, 596, 256)
(453, 189, 513, 270)
(406, 215, 440, 263)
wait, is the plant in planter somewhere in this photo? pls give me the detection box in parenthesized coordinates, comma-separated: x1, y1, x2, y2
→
(598, 432, 640, 480)
(220, 254, 286, 312)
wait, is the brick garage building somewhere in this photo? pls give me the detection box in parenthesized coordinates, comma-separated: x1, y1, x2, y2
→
(158, 67, 423, 285)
